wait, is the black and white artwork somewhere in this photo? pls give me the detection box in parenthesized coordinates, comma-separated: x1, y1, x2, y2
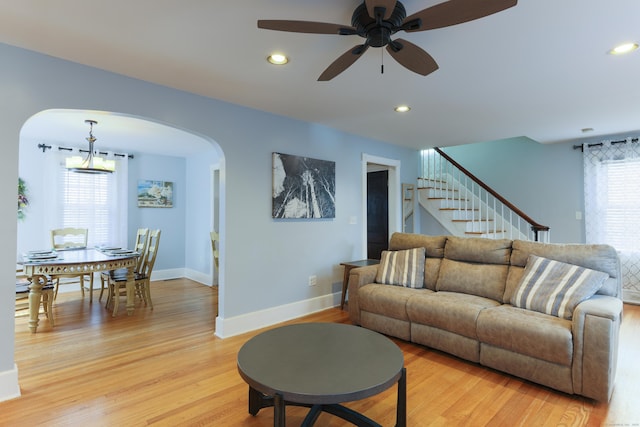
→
(272, 152, 335, 219)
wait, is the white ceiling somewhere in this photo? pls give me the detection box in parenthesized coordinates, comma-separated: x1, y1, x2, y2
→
(3, 0, 640, 151)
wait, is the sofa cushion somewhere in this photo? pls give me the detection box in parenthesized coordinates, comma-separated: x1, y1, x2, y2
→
(436, 259, 509, 302)
(477, 305, 573, 366)
(511, 255, 608, 320)
(376, 247, 425, 288)
(406, 291, 500, 340)
(444, 236, 512, 265)
(389, 232, 447, 257)
(359, 283, 429, 321)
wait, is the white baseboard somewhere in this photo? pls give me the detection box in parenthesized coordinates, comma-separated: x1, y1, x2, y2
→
(0, 365, 21, 402)
(183, 268, 212, 287)
(214, 292, 341, 339)
(150, 268, 185, 282)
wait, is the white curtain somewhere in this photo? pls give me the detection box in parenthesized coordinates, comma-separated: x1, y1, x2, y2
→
(583, 138, 640, 304)
(43, 146, 129, 248)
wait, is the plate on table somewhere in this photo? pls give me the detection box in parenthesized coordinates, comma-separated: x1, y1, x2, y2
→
(97, 246, 120, 251)
(28, 250, 54, 255)
(26, 253, 58, 260)
(109, 249, 135, 255)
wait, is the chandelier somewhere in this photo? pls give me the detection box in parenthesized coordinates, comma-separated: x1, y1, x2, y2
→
(66, 119, 115, 174)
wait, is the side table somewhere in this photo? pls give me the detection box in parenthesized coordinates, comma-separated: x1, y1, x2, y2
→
(339, 259, 379, 310)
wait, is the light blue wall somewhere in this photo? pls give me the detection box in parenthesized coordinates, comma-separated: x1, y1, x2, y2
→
(442, 137, 585, 243)
(0, 42, 418, 390)
(127, 153, 187, 270)
(184, 151, 219, 278)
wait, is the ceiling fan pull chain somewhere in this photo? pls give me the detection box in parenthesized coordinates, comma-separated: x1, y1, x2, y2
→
(381, 35, 385, 74)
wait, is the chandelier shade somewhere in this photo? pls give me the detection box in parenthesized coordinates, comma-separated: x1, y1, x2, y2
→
(66, 119, 115, 174)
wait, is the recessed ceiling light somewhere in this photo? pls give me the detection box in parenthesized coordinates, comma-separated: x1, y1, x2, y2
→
(394, 105, 411, 113)
(609, 42, 639, 55)
(267, 53, 289, 65)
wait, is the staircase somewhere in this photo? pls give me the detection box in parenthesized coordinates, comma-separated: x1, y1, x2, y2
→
(418, 148, 550, 242)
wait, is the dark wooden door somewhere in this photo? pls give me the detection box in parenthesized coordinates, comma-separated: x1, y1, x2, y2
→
(367, 170, 388, 260)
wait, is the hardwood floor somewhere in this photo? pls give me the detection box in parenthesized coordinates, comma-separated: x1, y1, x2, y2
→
(3, 278, 639, 426)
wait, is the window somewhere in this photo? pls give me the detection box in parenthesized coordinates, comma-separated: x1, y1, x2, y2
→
(50, 148, 128, 248)
(584, 139, 640, 304)
(58, 169, 118, 246)
(601, 159, 640, 251)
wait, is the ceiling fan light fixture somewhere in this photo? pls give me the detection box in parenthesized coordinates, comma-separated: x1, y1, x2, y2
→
(394, 105, 411, 113)
(609, 42, 638, 55)
(267, 53, 289, 65)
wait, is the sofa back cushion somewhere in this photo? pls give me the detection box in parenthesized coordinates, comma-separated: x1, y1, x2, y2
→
(509, 240, 621, 299)
(436, 236, 512, 301)
(388, 233, 447, 290)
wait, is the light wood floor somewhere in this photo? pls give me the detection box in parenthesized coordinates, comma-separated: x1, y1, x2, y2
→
(3, 278, 639, 426)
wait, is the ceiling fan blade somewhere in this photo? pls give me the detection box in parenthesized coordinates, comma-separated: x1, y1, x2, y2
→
(403, 0, 517, 32)
(365, 0, 397, 20)
(386, 39, 439, 76)
(318, 44, 369, 81)
(258, 20, 356, 35)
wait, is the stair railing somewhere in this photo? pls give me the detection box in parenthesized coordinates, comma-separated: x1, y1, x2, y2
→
(420, 148, 550, 242)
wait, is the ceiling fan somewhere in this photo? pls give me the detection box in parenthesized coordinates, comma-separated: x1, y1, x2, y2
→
(258, 0, 517, 81)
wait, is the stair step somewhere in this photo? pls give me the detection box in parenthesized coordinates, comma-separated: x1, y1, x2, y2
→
(465, 230, 506, 235)
(451, 219, 493, 222)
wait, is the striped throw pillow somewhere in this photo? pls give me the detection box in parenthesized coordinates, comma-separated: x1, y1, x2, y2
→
(376, 248, 426, 288)
(511, 255, 608, 320)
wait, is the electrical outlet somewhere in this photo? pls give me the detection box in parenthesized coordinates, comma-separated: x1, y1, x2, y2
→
(308, 275, 317, 287)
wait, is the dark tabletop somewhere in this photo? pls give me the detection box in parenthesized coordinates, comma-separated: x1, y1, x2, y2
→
(340, 259, 380, 268)
(237, 323, 404, 405)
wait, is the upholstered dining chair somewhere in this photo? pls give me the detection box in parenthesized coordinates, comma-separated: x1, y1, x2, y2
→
(99, 228, 149, 301)
(16, 268, 55, 326)
(49, 227, 93, 300)
(106, 229, 161, 316)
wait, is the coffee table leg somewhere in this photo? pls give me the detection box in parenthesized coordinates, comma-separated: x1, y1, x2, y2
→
(274, 393, 285, 427)
(248, 387, 265, 415)
(396, 368, 406, 427)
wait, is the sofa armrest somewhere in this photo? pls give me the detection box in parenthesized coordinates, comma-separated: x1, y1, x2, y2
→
(347, 265, 379, 325)
(572, 295, 623, 401)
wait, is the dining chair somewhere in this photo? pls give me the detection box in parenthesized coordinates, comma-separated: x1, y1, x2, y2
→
(16, 268, 55, 326)
(210, 230, 219, 281)
(106, 229, 161, 316)
(99, 227, 149, 301)
(49, 227, 94, 300)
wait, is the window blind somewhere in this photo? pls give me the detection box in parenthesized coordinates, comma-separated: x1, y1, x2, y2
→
(58, 166, 119, 247)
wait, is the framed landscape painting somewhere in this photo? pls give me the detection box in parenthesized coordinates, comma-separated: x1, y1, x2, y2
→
(137, 180, 174, 208)
(272, 152, 335, 219)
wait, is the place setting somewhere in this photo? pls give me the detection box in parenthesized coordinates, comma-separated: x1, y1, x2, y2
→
(95, 246, 139, 257)
(22, 249, 59, 262)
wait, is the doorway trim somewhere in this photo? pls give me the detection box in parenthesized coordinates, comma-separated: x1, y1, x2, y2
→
(361, 154, 401, 259)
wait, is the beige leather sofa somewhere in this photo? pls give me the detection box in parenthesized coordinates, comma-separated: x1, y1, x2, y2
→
(348, 233, 622, 402)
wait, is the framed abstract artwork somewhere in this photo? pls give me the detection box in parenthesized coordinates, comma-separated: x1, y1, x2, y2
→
(137, 180, 174, 208)
(272, 152, 335, 219)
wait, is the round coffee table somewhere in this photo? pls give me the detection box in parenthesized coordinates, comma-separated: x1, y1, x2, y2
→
(237, 322, 406, 426)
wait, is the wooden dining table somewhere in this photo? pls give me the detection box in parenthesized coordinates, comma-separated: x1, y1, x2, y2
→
(20, 248, 139, 333)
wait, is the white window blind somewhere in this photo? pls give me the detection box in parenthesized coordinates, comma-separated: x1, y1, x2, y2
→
(54, 150, 128, 248)
(601, 159, 640, 251)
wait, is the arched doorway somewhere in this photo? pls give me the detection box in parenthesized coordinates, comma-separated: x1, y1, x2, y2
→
(18, 109, 225, 328)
